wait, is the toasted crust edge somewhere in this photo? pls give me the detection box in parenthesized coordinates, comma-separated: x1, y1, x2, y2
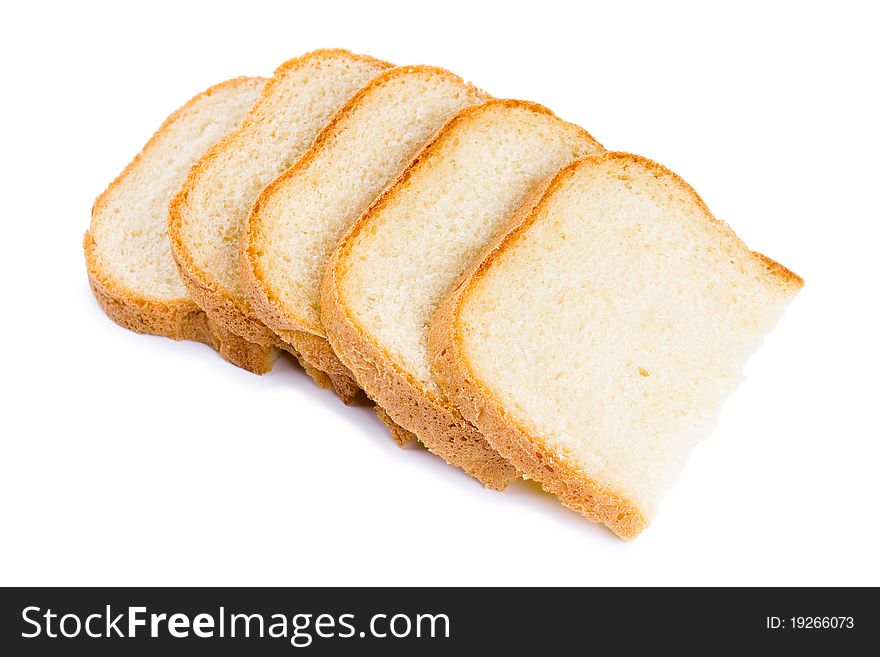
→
(320, 99, 603, 490)
(84, 248, 276, 373)
(84, 77, 276, 374)
(375, 406, 417, 448)
(167, 49, 393, 350)
(321, 262, 516, 488)
(428, 152, 803, 539)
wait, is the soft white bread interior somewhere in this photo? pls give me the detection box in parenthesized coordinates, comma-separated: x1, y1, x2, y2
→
(321, 100, 603, 489)
(84, 77, 276, 373)
(429, 152, 803, 538)
(167, 49, 391, 396)
(241, 65, 488, 408)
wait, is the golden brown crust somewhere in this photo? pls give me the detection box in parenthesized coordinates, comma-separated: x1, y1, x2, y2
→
(321, 264, 518, 488)
(287, 329, 362, 403)
(430, 313, 649, 539)
(167, 49, 393, 350)
(276, 332, 409, 438)
(319, 99, 603, 490)
(753, 251, 805, 288)
(375, 406, 415, 447)
(85, 77, 276, 374)
(85, 231, 277, 374)
(428, 151, 802, 539)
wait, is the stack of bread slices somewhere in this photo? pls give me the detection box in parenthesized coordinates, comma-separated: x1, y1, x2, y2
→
(85, 49, 802, 539)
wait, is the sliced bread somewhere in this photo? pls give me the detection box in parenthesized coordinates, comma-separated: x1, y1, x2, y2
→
(167, 49, 391, 397)
(241, 65, 488, 409)
(85, 77, 276, 373)
(321, 100, 603, 489)
(429, 153, 803, 538)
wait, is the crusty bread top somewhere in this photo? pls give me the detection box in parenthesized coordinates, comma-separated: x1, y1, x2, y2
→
(242, 65, 489, 340)
(88, 77, 265, 303)
(168, 50, 391, 330)
(435, 152, 802, 528)
(327, 99, 603, 396)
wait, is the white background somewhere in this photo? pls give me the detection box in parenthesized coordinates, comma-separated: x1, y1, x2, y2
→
(1, 0, 877, 586)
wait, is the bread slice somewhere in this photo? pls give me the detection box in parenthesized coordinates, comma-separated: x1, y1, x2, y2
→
(429, 152, 803, 538)
(168, 49, 392, 397)
(321, 100, 603, 489)
(241, 65, 488, 412)
(85, 77, 276, 373)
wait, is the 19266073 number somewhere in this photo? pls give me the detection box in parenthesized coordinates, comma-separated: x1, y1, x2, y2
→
(792, 617, 854, 629)
(766, 616, 854, 629)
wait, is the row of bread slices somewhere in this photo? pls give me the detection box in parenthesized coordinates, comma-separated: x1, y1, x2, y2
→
(85, 49, 801, 539)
